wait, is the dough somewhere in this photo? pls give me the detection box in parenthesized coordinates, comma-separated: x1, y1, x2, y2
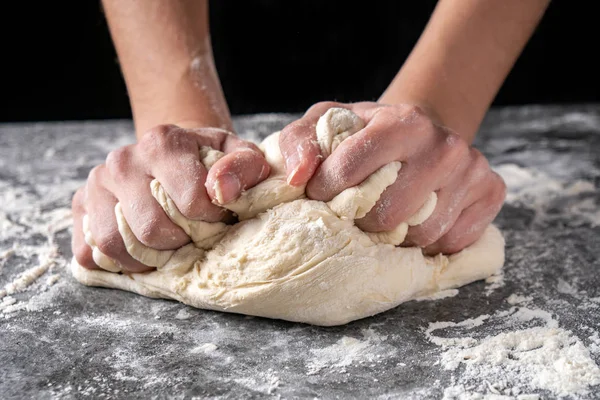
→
(71, 108, 505, 326)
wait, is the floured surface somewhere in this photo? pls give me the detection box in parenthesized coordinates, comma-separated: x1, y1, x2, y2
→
(2, 106, 600, 398)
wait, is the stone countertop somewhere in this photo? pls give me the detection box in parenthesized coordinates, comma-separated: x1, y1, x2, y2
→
(1, 105, 600, 399)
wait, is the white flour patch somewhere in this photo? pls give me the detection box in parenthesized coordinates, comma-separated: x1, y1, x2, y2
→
(484, 272, 505, 296)
(506, 294, 532, 305)
(233, 368, 281, 395)
(175, 308, 193, 320)
(494, 164, 564, 205)
(306, 328, 394, 375)
(556, 278, 581, 297)
(0, 205, 72, 318)
(494, 163, 600, 227)
(589, 332, 600, 355)
(427, 307, 600, 398)
(190, 343, 218, 354)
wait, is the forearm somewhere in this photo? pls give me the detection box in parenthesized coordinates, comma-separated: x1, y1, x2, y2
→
(380, 0, 550, 142)
(102, 0, 232, 138)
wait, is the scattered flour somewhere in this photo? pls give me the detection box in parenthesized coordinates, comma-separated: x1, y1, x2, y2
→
(589, 332, 600, 356)
(506, 294, 532, 306)
(190, 343, 218, 354)
(175, 308, 193, 320)
(427, 306, 600, 398)
(306, 328, 394, 375)
(484, 272, 505, 296)
(494, 163, 600, 227)
(233, 368, 281, 395)
(0, 261, 54, 299)
(494, 164, 563, 205)
(556, 278, 580, 297)
(0, 296, 17, 311)
(0, 206, 71, 318)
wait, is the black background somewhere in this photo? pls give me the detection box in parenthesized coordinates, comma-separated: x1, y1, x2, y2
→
(1, 1, 598, 122)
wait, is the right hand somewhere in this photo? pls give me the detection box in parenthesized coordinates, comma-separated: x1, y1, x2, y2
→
(72, 124, 270, 273)
(279, 102, 506, 255)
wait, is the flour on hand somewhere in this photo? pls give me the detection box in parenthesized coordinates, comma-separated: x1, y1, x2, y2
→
(71, 108, 505, 326)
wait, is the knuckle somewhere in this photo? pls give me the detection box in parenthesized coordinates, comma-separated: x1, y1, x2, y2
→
(135, 218, 176, 248)
(236, 140, 261, 155)
(370, 107, 395, 127)
(144, 124, 177, 140)
(87, 165, 105, 187)
(105, 146, 133, 180)
(72, 187, 86, 209)
(441, 133, 469, 166)
(398, 104, 429, 124)
(465, 149, 491, 182)
(472, 149, 491, 170)
(387, 105, 436, 138)
(177, 191, 211, 219)
(405, 104, 427, 118)
(140, 124, 180, 154)
(95, 229, 125, 259)
(488, 175, 508, 206)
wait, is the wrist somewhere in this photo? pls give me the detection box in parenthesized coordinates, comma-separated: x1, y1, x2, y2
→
(378, 89, 451, 128)
(379, 80, 481, 144)
(134, 106, 234, 139)
(132, 51, 233, 138)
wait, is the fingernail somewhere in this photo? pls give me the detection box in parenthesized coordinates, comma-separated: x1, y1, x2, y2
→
(285, 151, 299, 172)
(213, 174, 241, 204)
(285, 150, 306, 186)
(286, 164, 301, 186)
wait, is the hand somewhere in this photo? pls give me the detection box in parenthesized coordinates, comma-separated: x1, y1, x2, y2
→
(279, 102, 506, 255)
(72, 125, 270, 272)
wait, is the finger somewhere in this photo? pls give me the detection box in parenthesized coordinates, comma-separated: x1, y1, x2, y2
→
(71, 187, 97, 270)
(143, 128, 229, 222)
(403, 148, 488, 247)
(105, 146, 191, 250)
(424, 173, 506, 255)
(306, 105, 443, 201)
(279, 101, 348, 186)
(86, 166, 152, 273)
(355, 165, 434, 233)
(205, 133, 271, 204)
(207, 150, 271, 205)
(354, 132, 467, 232)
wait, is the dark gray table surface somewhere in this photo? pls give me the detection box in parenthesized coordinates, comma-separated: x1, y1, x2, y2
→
(2, 105, 600, 399)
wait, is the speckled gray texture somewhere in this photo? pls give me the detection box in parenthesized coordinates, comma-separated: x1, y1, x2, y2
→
(1, 106, 600, 399)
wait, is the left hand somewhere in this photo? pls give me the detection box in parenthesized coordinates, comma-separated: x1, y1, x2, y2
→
(72, 124, 270, 273)
(279, 101, 506, 255)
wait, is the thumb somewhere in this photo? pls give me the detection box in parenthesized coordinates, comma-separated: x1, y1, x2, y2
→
(205, 136, 271, 204)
